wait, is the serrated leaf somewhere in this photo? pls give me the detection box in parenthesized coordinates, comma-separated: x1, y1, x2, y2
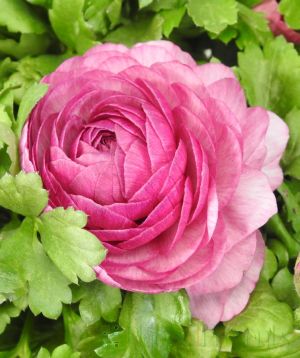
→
(97, 291, 191, 358)
(0, 33, 50, 59)
(232, 330, 300, 358)
(187, 0, 238, 34)
(171, 320, 220, 358)
(38, 207, 106, 284)
(279, 0, 300, 30)
(261, 248, 278, 281)
(49, 0, 97, 53)
(76, 281, 121, 324)
(0, 0, 47, 34)
(15, 82, 48, 137)
(0, 303, 20, 335)
(0, 218, 72, 318)
(225, 280, 294, 340)
(236, 3, 272, 49)
(282, 108, 300, 179)
(237, 36, 300, 117)
(0, 172, 48, 217)
(161, 6, 186, 37)
(272, 267, 300, 309)
(105, 14, 164, 46)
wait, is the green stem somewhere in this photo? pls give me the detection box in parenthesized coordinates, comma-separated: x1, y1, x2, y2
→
(14, 312, 33, 358)
(266, 214, 300, 258)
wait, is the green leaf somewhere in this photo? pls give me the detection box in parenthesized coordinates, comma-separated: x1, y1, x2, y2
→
(38, 207, 106, 284)
(0, 33, 50, 59)
(75, 281, 122, 324)
(261, 248, 278, 281)
(171, 320, 220, 358)
(236, 3, 272, 48)
(0, 218, 72, 318)
(105, 14, 164, 46)
(51, 345, 80, 358)
(225, 280, 294, 340)
(0, 303, 20, 335)
(15, 82, 48, 137)
(0, 120, 18, 175)
(84, 0, 122, 36)
(187, 0, 238, 34)
(237, 36, 300, 117)
(96, 291, 191, 358)
(26, 0, 52, 8)
(161, 6, 186, 37)
(267, 239, 289, 269)
(282, 108, 300, 179)
(277, 181, 300, 233)
(0, 172, 48, 217)
(232, 330, 300, 358)
(279, 0, 300, 30)
(49, 0, 97, 53)
(139, 0, 153, 8)
(271, 267, 300, 309)
(0, 0, 47, 34)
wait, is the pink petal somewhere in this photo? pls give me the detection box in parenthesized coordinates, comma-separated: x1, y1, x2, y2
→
(262, 111, 289, 190)
(195, 63, 236, 86)
(188, 232, 264, 328)
(223, 167, 277, 239)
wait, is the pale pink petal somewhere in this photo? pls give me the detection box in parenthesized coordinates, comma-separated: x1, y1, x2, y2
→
(195, 63, 236, 86)
(223, 167, 277, 238)
(262, 111, 289, 189)
(188, 232, 264, 328)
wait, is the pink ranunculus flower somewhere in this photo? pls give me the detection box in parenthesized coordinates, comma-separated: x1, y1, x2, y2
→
(255, 0, 300, 44)
(20, 41, 288, 328)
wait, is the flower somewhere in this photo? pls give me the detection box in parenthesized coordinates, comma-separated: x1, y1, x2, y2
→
(20, 41, 288, 328)
(255, 0, 300, 44)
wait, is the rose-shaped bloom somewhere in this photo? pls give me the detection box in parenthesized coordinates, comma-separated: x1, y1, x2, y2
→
(255, 0, 300, 44)
(20, 41, 288, 328)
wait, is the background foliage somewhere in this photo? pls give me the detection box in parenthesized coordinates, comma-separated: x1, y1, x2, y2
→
(1, 0, 300, 357)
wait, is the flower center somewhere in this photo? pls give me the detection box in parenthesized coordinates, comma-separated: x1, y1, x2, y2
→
(94, 130, 116, 152)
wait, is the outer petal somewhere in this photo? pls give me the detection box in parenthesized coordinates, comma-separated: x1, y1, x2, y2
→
(262, 111, 289, 190)
(188, 232, 264, 328)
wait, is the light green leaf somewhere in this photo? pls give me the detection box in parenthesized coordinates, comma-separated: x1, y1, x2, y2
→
(0, 172, 48, 217)
(84, 0, 122, 36)
(49, 0, 97, 53)
(139, 0, 153, 8)
(105, 14, 164, 46)
(0, 218, 72, 318)
(0, 33, 50, 59)
(0, 0, 47, 34)
(187, 0, 238, 34)
(171, 320, 220, 358)
(51, 345, 80, 358)
(282, 108, 300, 179)
(261, 248, 278, 281)
(236, 3, 272, 48)
(76, 281, 121, 324)
(237, 36, 300, 117)
(161, 6, 186, 37)
(272, 267, 300, 309)
(279, 0, 300, 30)
(38, 207, 106, 284)
(232, 330, 300, 358)
(37, 347, 51, 358)
(0, 303, 20, 335)
(0, 120, 18, 175)
(97, 291, 191, 358)
(225, 280, 294, 340)
(16, 82, 48, 137)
